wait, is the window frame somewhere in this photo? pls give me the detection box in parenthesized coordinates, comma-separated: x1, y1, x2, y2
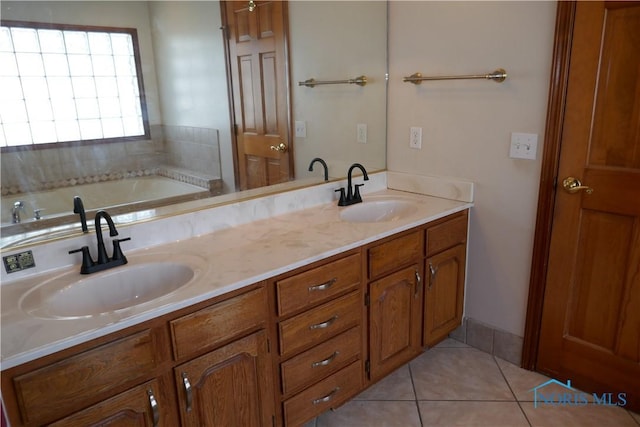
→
(0, 20, 150, 153)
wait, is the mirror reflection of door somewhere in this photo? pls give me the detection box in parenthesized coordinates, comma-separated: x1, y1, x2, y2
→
(223, 0, 292, 191)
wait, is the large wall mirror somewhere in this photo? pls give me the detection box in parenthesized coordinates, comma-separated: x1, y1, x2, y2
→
(0, 1, 387, 248)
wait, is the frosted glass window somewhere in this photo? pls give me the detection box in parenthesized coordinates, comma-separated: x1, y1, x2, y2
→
(0, 22, 147, 148)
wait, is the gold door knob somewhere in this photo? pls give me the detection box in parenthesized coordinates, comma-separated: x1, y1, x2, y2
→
(562, 177, 593, 194)
(270, 142, 288, 153)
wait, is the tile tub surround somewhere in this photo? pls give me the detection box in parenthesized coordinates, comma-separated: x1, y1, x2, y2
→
(1, 173, 473, 369)
(303, 339, 640, 427)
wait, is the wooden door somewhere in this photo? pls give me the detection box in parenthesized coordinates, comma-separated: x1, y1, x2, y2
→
(537, 1, 640, 410)
(368, 265, 422, 381)
(423, 244, 466, 348)
(49, 380, 166, 427)
(175, 330, 275, 427)
(223, 0, 292, 190)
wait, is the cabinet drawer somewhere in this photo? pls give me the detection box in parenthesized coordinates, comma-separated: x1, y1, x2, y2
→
(281, 326, 361, 395)
(171, 286, 267, 360)
(12, 329, 160, 425)
(283, 360, 363, 427)
(368, 230, 422, 279)
(426, 211, 468, 256)
(279, 291, 360, 357)
(277, 253, 360, 316)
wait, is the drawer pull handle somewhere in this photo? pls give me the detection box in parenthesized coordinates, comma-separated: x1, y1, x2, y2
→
(309, 315, 338, 330)
(312, 387, 340, 405)
(415, 269, 422, 298)
(428, 262, 438, 290)
(147, 388, 160, 427)
(312, 351, 340, 368)
(309, 278, 337, 292)
(182, 372, 193, 412)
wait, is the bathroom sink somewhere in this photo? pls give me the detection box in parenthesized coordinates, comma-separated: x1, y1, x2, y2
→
(20, 256, 202, 319)
(340, 198, 417, 223)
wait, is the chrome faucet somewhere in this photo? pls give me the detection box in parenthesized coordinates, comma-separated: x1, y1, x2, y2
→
(308, 157, 329, 181)
(11, 201, 25, 223)
(69, 210, 130, 274)
(335, 163, 369, 206)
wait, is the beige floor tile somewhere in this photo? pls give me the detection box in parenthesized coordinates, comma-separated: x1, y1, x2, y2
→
(419, 401, 529, 426)
(355, 365, 415, 400)
(410, 347, 514, 401)
(433, 338, 470, 348)
(316, 400, 421, 427)
(521, 401, 639, 426)
(495, 357, 597, 403)
(302, 419, 316, 427)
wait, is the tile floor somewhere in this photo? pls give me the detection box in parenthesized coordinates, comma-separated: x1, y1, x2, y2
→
(304, 339, 640, 427)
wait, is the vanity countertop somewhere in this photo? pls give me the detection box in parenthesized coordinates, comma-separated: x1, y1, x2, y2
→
(1, 189, 472, 370)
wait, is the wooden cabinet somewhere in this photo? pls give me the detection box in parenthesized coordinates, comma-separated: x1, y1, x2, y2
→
(366, 231, 424, 381)
(170, 287, 274, 427)
(47, 380, 165, 427)
(174, 330, 273, 427)
(423, 211, 468, 347)
(5, 328, 172, 426)
(1, 208, 469, 427)
(273, 251, 364, 427)
(1, 285, 273, 427)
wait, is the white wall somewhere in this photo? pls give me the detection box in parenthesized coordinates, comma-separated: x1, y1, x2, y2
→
(289, 1, 387, 179)
(387, 1, 557, 336)
(147, 1, 232, 190)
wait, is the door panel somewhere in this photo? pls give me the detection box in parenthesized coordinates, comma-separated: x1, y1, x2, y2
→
(537, 1, 640, 410)
(224, 1, 291, 190)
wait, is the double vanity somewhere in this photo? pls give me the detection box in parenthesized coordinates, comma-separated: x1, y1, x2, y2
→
(1, 173, 472, 426)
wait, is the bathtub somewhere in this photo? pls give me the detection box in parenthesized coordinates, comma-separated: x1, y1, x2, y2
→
(1, 176, 211, 238)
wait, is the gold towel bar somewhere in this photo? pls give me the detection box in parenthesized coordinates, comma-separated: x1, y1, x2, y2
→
(403, 68, 507, 84)
(299, 75, 367, 88)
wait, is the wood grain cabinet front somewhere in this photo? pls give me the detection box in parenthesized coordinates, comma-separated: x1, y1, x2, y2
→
(272, 251, 364, 427)
(365, 230, 424, 382)
(423, 211, 468, 347)
(174, 330, 274, 427)
(47, 379, 167, 427)
(8, 328, 167, 426)
(1, 285, 273, 427)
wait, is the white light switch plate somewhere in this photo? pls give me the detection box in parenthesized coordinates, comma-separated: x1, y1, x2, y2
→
(510, 132, 538, 160)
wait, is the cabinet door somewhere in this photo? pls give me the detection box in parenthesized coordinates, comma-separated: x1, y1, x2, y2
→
(369, 265, 423, 381)
(424, 244, 466, 347)
(49, 380, 165, 427)
(175, 330, 274, 427)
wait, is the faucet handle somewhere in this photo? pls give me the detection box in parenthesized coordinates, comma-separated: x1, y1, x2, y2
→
(111, 237, 131, 262)
(69, 246, 95, 274)
(353, 184, 365, 203)
(335, 188, 347, 206)
(33, 208, 44, 220)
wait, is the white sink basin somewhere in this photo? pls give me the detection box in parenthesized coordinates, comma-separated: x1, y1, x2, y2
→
(340, 198, 417, 223)
(20, 255, 203, 319)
